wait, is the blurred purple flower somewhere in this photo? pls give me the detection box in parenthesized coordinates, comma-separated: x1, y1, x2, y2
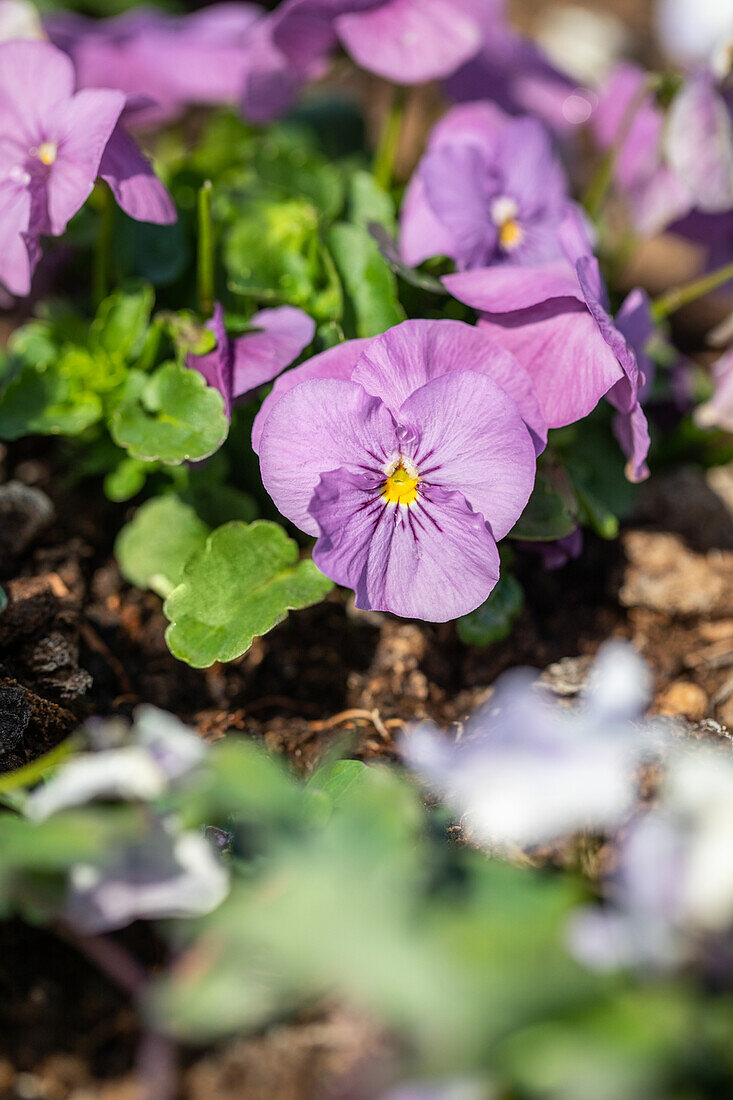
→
(594, 63, 733, 236)
(569, 745, 733, 972)
(252, 319, 547, 456)
(402, 641, 659, 849)
(445, 212, 651, 480)
(257, 319, 537, 621)
(0, 39, 175, 297)
(269, 0, 483, 85)
(400, 102, 571, 271)
(444, 0, 592, 136)
(188, 303, 315, 419)
(46, 3, 265, 127)
(516, 528, 583, 571)
(694, 345, 733, 432)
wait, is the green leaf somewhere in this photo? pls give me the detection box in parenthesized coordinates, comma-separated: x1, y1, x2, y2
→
(457, 573, 524, 647)
(225, 199, 319, 307)
(349, 170, 396, 233)
(368, 223, 449, 295)
(562, 420, 638, 540)
(0, 586, 6, 615)
(164, 521, 333, 667)
(253, 131, 345, 220)
(104, 457, 150, 502)
(115, 494, 211, 599)
(328, 222, 405, 338)
(117, 217, 190, 288)
(89, 284, 155, 362)
(110, 363, 229, 465)
(510, 472, 577, 541)
(0, 357, 103, 440)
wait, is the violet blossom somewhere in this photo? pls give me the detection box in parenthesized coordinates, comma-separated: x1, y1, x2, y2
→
(255, 319, 539, 621)
(402, 642, 661, 850)
(400, 102, 572, 271)
(445, 210, 652, 481)
(25, 706, 229, 933)
(0, 39, 176, 297)
(694, 345, 733, 432)
(593, 63, 733, 238)
(269, 0, 484, 86)
(45, 3, 266, 128)
(187, 303, 315, 420)
(569, 745, 733, 972)
(444, 0, 592, 136)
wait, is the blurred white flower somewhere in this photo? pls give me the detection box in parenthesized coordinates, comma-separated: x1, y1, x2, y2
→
(656, 0, 733, 66)
(402, 642, 663, 850)
(0, 0, 43, 42)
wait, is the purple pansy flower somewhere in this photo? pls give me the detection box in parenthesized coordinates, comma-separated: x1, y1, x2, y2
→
(400, 101, 571, 271)
(46, 3, 265, 128)
(594, 63, 733, 237)
(694, 345, 733, 433)
(188, 303, 315, 419)
(445, 211, 652, 481)
(269, 0, 483, 86)
(0, 39, 176, 297)
(445, 0, 591, 136)
(256, 320, 538, 621)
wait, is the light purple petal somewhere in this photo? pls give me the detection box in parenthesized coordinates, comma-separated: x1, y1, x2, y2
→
(241, 15, 313, 124)
(0, 177, 33, 296)
(98, 121, 177, 225)
(188, 304, 232, 417)
(0, 39, 75, 142)
(478, 303, 625, 429)
(694, 346, 733, 432)
(232, 306, 315, 401)
(615, 288, 655, 401)
(251, 338, 369, 453)
(44, 87, 126, 236)
(397, 370, 537, 541)
(335, 0, 481, 84)
(666, 74, 733, 215)
(351, 318, 547, 452)
(613, 402, 651, 483)
(259, 377, 399, 536)
(419, 144, 496, 268)
(399, 172, 456, 268)
(311, 468, 500, 620)
(493, 115, 568, 212)
(445, 263, 584, 312)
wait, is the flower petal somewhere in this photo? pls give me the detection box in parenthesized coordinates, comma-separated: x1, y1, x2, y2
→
(666, 74, 733, 215)
(478, 302, 625, 429)
(0, 177, 33, 296)
(188, 303, 232, 416)
(232, 306, 315, 401)
(445, 262, 583, 312)
(311, 467, 500, 620)
(258, 377, 398, 536)
(335, 0, 481, 84)
(0, 39, 75, 143)
(46, 87, 126, 235)
(98, 120, 177, 225)
(398, 369, 537, 541)
(352, 318, 547, 452)
(251, 338, 369, 452)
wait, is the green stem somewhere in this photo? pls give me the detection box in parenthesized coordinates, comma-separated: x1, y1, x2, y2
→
(197, 180, 215, 318)
(652, 260, 733, 320)
(583, 76, 655, 222)
(92, 183, 115, 308)
(373, 86, 406, 192)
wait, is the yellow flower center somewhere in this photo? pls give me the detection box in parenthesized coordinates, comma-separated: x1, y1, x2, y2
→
(35, 142, 58, 166)
(498, 217, 523, 250)
(383, 461, 419, 506)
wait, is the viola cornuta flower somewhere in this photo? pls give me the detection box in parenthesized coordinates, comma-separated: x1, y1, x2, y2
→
(188, 302, 315, 419)
(694, 345, 733, 433)
(256, 320, 538, 621)
(269, 0, 484, 85)
(0, 39, 176, 297)
(400, 101, 571, 271)
(446, 211, 652, 481)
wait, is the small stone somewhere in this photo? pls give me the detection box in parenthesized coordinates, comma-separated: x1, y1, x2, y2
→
(657, 680, 709, 720)
(0, 480, 54, 558)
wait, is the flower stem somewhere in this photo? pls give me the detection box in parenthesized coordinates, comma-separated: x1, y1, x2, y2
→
(652, 261, 733, 320)
(92, 182, 115, 308)
(197, 180, 215, 318)
(373, 86, 406, 192)
(583, 76, 655, 222)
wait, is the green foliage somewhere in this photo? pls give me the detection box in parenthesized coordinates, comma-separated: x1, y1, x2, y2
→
(457, 573, 525, 647)
(328, 222, 406, 337)
(115, 494, 211, 598)
(164, 521, 334, 667)
(511, 469, 577, 542)
(110, 362, 229, 464)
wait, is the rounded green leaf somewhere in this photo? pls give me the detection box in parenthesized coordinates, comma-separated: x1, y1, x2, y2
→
(164, 521, 334, 667)
(457, 573, 525, 647)
(110, 362, 228, 465)
(115, 494, 211, 599)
